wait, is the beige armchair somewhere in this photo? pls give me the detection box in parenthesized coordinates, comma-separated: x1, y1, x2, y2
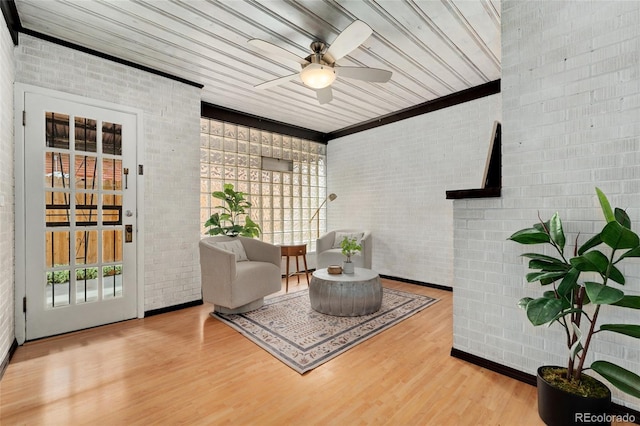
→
(316, 229, 372, 270)
(199, 236, 281, 314)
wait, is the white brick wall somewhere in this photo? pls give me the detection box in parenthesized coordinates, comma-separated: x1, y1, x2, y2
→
(328, 94, 501, 287)
(14, 35, 202, 312)
(0, 15, 15, 366)
(453, 1, 640, 410)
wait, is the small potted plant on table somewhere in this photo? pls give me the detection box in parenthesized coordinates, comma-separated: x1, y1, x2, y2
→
(340, 237, 362, 274)
(508, 188, 640, 425)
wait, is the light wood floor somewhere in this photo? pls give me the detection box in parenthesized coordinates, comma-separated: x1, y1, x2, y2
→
(2, 278, 547, 425)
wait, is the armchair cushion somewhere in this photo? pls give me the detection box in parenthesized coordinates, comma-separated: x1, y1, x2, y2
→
(211, 239, 248, 262)
(332, 231, 365, 248)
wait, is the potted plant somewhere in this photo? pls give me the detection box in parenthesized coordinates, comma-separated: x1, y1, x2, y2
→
(508, 188, 640, 425)
(204, 183, 261, 237)
(340, 237, 362, 274)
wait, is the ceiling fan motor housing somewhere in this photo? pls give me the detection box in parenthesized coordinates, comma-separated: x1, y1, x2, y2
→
(301, 41, 336, 89)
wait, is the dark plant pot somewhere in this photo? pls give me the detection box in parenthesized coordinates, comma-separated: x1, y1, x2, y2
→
(537, 366, 612, 426)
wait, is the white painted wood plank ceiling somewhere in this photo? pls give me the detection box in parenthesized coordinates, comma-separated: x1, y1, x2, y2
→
(13, 0, 501, 134)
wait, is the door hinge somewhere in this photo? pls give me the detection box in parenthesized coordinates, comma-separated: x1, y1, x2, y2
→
(23, 296, 26, 313)
(138, 164, 144, 175)
(22, 110, 26, 126)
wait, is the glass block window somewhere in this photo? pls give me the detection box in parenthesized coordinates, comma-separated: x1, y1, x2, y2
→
(200, 118, 328, 250)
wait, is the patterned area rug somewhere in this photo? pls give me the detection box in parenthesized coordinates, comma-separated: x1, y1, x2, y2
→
(213, 287, 438, 374)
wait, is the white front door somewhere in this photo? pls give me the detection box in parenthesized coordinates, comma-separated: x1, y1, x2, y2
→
(21, 91, 138, 340)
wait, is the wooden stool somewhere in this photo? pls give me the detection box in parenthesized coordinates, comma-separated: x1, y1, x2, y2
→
(280, 244, 309, 292)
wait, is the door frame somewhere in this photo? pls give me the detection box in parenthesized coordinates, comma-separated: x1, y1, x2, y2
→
(14, 83, 145, 344)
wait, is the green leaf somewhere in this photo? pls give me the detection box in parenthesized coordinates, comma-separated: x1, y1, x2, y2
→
(571, 251, 609, 274)
(618, 246, 640, 261)
(549, 212, 565, 251)
(548, 307, 586, 325)
(591, 361, 640, 398)
(521, 253, 566, 262)
(534, 221, 550, 233)
(526, 297, 563, 326)
(615, 207, 631, 229)
(600, 324, 640, 338)
(526, 271, 566, 284)
(518, 297, 533, 310)
(578, 234, 602, 255)
(584, 282, 624, 305)
(508, 228, 550, 244)
(557, 268, 579, 297)
(612, 295, 640, 309)
(607, 264, 625, 285)
(601, 221, 640, 250)
(596, 187, 615, 223)
(211, 190, 227, 201)
(528, 258, 571, 272)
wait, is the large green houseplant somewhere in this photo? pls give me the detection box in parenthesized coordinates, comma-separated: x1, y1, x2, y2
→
(204, 184, 261, 238)
(509, 188, 640, 424)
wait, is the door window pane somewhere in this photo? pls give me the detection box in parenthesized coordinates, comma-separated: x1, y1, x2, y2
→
(45, 152, 70, 188)
(103, 264, 123, 299)
(75, 193, 98, 226)
(75, 155, 97, 190)
(103, 230, 123, 263)
(46, 112, 70, 149)
(45, 191, 71, 226)
(46, 231, 70, 268)
(75, 116, 97, 153)
(75, 230, 98, 265)
(102, 121, 122, 155)
(75, 267, 99, 303)
(102, 158, 122, 190)
(47, 270, 70, 308)
(102, 194, 122, 225)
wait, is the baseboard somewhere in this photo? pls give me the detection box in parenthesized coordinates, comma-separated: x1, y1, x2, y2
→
(0, 339, 19, 381)
(450, 347, 535, 385)
(144, 299, 203, 317)
(379, 275, 453, 292)
(451, 348, 640, 423)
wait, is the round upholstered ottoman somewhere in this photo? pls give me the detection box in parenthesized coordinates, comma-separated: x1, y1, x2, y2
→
(309, 268, 382, 316)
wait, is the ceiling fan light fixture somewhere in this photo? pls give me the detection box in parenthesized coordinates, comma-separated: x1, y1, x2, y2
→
(300, 64, 336, 89)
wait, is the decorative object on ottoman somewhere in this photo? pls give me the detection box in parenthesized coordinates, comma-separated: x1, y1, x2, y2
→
(327, 265, 342, 274)
(199, 236, 281, 314)
(309, 267, 382, 316)
(316, 229, 372, 270)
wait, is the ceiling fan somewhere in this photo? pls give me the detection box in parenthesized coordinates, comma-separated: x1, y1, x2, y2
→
(248, 20, 392, 104)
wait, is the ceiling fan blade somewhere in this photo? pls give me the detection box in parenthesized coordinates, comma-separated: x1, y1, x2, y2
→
(335, 66, 392, 83)
(324, 20, 373, 64)
(315, 87, 333, 104)
(254, 73, 299, 89)
(248, 39, 309, 65)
